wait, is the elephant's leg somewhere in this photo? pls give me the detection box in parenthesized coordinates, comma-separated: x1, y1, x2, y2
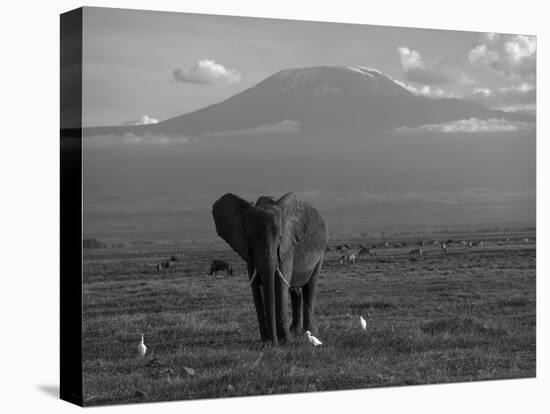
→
(303, 256, 323, 336)
(290, 288, 303, 333)
(251, 282, 267, 342)
(275, 274, 292, 343)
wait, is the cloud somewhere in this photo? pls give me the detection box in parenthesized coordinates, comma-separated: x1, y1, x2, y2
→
(397, 47, 447, 84)
(397, 47, 424, 72)
(394, 118, 535, 134)
(468, 34, 536, 80)
(393, 79, 461, 99)
(87, 120, 301, 147)
(202, 120, 301, 138)
(474, 82, 535, 98)
(397, 47, 473, 85)
(172, 59, 242, 85)
(85, 132, 191, 148)
(466, 83, 536, 114)
(122, 114, 159, 126)
(495, 103, 536, 115)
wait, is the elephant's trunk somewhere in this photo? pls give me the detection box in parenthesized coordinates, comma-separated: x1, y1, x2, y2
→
(256, 250, 278, 345)
(264, 266, 277, 345)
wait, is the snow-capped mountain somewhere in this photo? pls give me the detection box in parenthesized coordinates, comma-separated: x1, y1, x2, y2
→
(83, 66, 531, 138)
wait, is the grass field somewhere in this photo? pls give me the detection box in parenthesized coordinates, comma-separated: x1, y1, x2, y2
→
(82, 231, 536, 406)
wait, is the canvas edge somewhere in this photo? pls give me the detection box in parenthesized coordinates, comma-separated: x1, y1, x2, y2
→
(60, 6, 83, 407)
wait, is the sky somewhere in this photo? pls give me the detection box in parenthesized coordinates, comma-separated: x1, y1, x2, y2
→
(82, 7, 536, 127)
(81, 7, 536, 239)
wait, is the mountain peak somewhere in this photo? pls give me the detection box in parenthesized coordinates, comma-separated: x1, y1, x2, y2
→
(251, 65, 410, 99)
(345, 66, 384, 77)
(267, 65, 390, 83)
(272, 65, 385, 77)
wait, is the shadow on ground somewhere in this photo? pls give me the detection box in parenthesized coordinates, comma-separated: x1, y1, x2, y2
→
(36, 384, 59, 399)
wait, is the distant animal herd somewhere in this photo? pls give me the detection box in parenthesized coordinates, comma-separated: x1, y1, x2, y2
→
(152, 235, 533, 277)
(323, 237, 501, 264)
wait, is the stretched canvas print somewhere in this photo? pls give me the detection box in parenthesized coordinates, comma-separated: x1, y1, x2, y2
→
(60, 6, 536, 407)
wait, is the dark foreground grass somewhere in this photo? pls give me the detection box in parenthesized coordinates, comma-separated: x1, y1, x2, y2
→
(82, 236, 535, 405)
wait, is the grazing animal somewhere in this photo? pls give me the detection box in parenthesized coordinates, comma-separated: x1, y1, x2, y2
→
(157, 260, 176, 272)
(339, 252, 349, 265)
(213, 192, 328, 345)
(169, 255, 179, 262)
(305, 330, 322, 347)
(360, 316, 367, 331)
(348, 253, 356, 264)
(357, 246, 371, 258)
(417, 240, 426, 247)
(409, 247, 423, 257)
(336, 245, 349, 254)
(138, 334, 147, 358)
(441, 242, 447, 253)
(208, 259, 234, 276)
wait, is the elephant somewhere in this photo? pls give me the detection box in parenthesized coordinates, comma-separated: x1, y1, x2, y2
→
(212, 192, 328, 345)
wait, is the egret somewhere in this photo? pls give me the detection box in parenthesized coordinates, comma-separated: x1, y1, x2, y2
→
(360, 316, 367, 331)
(138, 333, 147, 357)
(305, 330, 322, 347)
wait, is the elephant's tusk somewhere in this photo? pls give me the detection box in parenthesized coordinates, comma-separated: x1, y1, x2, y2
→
(249, 269, 258, 285)
(276, 268, 291, 288)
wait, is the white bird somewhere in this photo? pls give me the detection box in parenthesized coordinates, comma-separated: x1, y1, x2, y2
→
(305, 330, 322, 347)
(360, 316, 367, 331)
(138, 333, 147, 357)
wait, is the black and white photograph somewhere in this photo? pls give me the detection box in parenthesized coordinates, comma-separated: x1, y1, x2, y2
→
(62, 5, 536, 407)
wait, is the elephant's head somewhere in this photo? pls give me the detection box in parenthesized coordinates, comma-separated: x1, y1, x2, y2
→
(212, 192, 305, 344)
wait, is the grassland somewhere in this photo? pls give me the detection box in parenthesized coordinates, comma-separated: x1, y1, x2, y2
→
(82, 231, 536, 406)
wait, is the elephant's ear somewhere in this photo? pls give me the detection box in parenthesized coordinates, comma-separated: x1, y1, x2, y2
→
(255, 195, 276, 206)
(276, 192, 307, 246)
(212, 193, 252, 261)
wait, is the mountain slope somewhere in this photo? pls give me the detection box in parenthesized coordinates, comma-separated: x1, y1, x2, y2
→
(83, 66, 533, 138)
